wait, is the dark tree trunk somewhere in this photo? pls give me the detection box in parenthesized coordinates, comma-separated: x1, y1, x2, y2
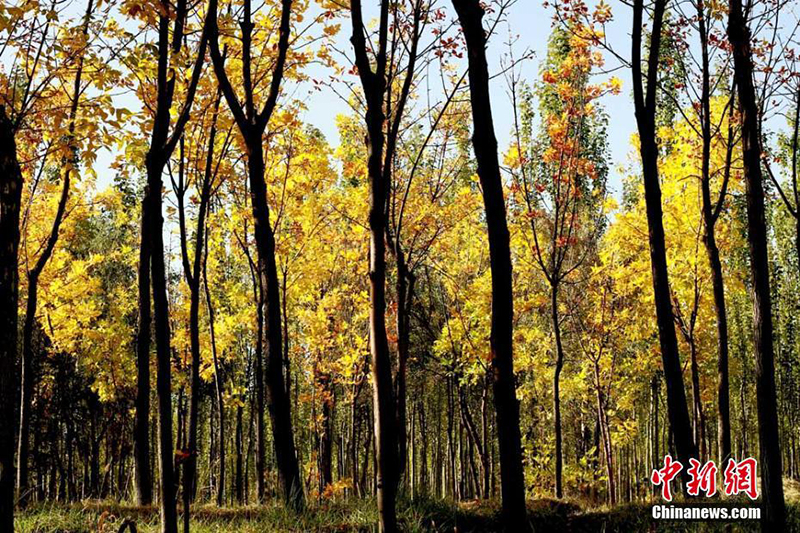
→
(140, 1, 208, 528)
(458, 385, 489, 499)
(688, 340, 707, 460)
(347, 0, 398, 529)
(134, 186, 153, 506)
(248, 140, 304, 508)
(318, 369, 333, 492)
(88, 395, 101, 498)
(452, 0, 527, 527)
(363, 82, 398, 533)
(593, 362, 615, 505)
(696, 0, 732, 468)
(0, 105, 22, 532)
(728, 1, 786, 527)
(208, 0, 303, 508)
(146, 148, 178, 533)
(254, 280, 266, 502)
(178, 89, 220, 530)
(204, 250, 225, 507)
(235, 403, 244, 504)
(394, 261, 412, 484)
(18, 0, 93, 503)
(551, 282, 565, 499)
(631, 0, 697, 477)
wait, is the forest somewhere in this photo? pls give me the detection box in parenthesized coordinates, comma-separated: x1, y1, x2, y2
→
(2, 0, 800, 531)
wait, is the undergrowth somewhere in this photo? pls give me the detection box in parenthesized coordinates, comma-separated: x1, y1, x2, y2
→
(14, 496, 800, 532)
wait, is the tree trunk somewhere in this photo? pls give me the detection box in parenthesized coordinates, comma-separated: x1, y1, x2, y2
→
(134, 186, 153, 506)
(235, 403, 244, 504)
(246, 137, 304, 509)
(452, 0, 528, 526)
(631, 0, 697, 477)
(254, 275, 266, 503)
(318, 369, 333, 492)
(552, 282, 565, 499)
(728, 1, 786, 527)
(183, 235, 202, 529)
(688, 341, 707, 460)
(594, 362, 615, 505)
(180, 92, 220, 529)
(346, 0, 401, 526)
(696, 0, 732, 468)
(458, 385, 489, 500)
(0, 105, 22, 532)
(146, 150, 178, 533)
(207, 0, 303, 507)
(204, 253, 225, 507)
(18, 0, 92, 500)
(395, 260, 412, 485)
(143, 2, 208, 528)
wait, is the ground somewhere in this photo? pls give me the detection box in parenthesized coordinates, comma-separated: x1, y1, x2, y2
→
(14, 494, 800, 532)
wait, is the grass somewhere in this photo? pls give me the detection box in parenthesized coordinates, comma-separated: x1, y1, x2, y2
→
(15, 497, 499, 533)
(14, 495, 800, 532)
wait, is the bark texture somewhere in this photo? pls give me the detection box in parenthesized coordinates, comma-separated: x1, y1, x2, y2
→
(728, 0, 786, 527)
(452, 0, 528, 527)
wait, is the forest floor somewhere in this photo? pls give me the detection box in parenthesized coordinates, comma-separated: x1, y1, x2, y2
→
(14, 490, 800, 532)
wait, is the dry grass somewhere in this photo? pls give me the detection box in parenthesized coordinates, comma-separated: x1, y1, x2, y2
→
(14, 491, 800, 532)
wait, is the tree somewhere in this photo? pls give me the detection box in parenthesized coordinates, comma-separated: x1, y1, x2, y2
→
(630, 0, 697, 478)
(694, 0, 733, 468)
(208, 0, 304, 509)
(0, 102, 22, 533)
(17, 0, 96, 504)
(728, 0, 786, 527)
(170, 86, 228, 514)
(507, 19, 614, 498)
(347, 0, 400, 528)
(452, 0, 527, 527)
(128, 0, 210, 527)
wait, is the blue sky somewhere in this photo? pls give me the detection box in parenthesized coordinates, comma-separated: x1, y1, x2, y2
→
(4, 0, 639, 195)
(293, 0, 638, 197)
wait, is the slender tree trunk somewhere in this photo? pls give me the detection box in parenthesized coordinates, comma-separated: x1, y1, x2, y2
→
(593, 362, 615, 505)
(142, 2, 208, 527)
(246, 138, 304, 509)
(706, 219, 731, 464)
(135, 187, 153, 506)
(458, 385, 489, 500)
(364, 97, 398, 532)
(0, 105, 22, 532)
(18, 0, 93, 501)
(183, 246, 202, 530)
(17, 278, 39, 504)
(254, 276, 266, 502)
(395, 261, 412, 485)
(346, 0, 402, 526)
(453, 0, 528, 526)
(235, 402, 244, 504)
(551, 282, 565, 499)
(688, 340, 707, 460)
(145, 147, 178, 532)
(145, 149, 178, 533)
(318, 369, 333, 491)
(205, 255, 225, 507)
(696, 0, 732, 467)
(631, 0, 697, 477)
(207, 0, 303, 507)
(180, 92, 220, 528)
(728, 2, 786, 527)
